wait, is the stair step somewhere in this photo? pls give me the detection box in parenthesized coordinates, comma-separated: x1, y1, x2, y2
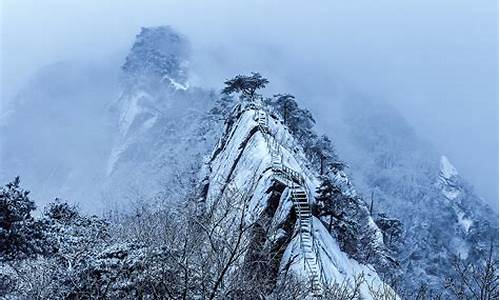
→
(296, 211, 310, 216)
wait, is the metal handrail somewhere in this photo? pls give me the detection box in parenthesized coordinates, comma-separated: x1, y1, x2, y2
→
(250, 106, 323, 296)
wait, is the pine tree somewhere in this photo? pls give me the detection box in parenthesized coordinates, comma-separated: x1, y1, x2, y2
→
(269, 93, 315, 142)
(43, 198, 79, 224)
(315, 176, 341, 232)
(315, 176, 359, 256)
(222, 72, 268, 101)
(0, 177, 44, 261)
(272, 94, 297, 124)
(210, 94, 236, 119)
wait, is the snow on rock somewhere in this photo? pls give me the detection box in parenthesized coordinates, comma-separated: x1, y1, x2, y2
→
(281, 217, 395, 298)
(163, 75, 190, 91)
(204, 103, 397, 298)
(440, 155, 458, 180)
(439, 155, 461, 200)
(101, 26, 220, 207)
(117, 91, 156, 138)
(456, 210, 473, 234)
(437, 155, 474, 233)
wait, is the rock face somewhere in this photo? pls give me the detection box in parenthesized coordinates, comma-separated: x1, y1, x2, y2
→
(0, 26, 218, 212)
(438, 156, 473, 233)
(201, 101, 397, 298)
(103, 26, 219, 208)
(435, 155, 497, 261)
(122, 26, 190, 85)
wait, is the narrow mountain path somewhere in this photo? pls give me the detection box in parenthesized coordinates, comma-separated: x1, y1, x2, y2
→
(254, 106, 323, 297)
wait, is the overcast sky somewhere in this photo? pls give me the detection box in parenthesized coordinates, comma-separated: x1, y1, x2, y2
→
(1, 0, 498, 207)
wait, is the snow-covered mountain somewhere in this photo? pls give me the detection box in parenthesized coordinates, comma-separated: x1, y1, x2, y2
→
(336, 96, 498, 295)
(102, 26, 219, 208)
(0, 26, 219, 212)
(200, 99, 397, 298)
(1, 25, 497, 297)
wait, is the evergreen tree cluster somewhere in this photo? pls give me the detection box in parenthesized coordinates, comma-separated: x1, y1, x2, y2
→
(219, 72, 345, 176)
(0, 177, 44, 262)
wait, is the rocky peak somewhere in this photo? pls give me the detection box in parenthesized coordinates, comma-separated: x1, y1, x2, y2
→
(121, 26, 190, 87)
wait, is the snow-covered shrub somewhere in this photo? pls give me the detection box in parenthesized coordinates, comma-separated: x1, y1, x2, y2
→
(0, 177, 45, 262)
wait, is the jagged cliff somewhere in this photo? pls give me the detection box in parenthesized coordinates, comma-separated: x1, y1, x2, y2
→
(200, 98, 398, 298)
(104, 26, 219, 208)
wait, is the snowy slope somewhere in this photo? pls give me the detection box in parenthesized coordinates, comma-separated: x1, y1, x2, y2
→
(203, 102, 397, 298)
(438, 156, 473, 233)
(336, 96, 498, 295)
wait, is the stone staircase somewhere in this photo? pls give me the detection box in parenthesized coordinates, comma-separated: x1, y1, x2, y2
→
(291, 186, 322, 296)
(254, 108, 323, 297)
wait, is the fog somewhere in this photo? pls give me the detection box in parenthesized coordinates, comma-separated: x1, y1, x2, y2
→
(1, 0, 498, 208)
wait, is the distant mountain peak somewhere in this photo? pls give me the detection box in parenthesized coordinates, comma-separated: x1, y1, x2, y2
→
(121, 26, 190, 84)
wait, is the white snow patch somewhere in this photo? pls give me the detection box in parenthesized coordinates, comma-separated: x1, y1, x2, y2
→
(118, 91, 153, 137)
(108, 105, 158, 175)
(163, 75, 189, 90)
(107, 144, 127, 176)
(456, 210, 473, 233)
(440, 155, 458, 179)
(443, 188, 460, 200)
(280, 218, 397, 299)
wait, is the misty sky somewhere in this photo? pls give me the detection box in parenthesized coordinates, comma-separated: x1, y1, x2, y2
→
(1, 0, 498, 207)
